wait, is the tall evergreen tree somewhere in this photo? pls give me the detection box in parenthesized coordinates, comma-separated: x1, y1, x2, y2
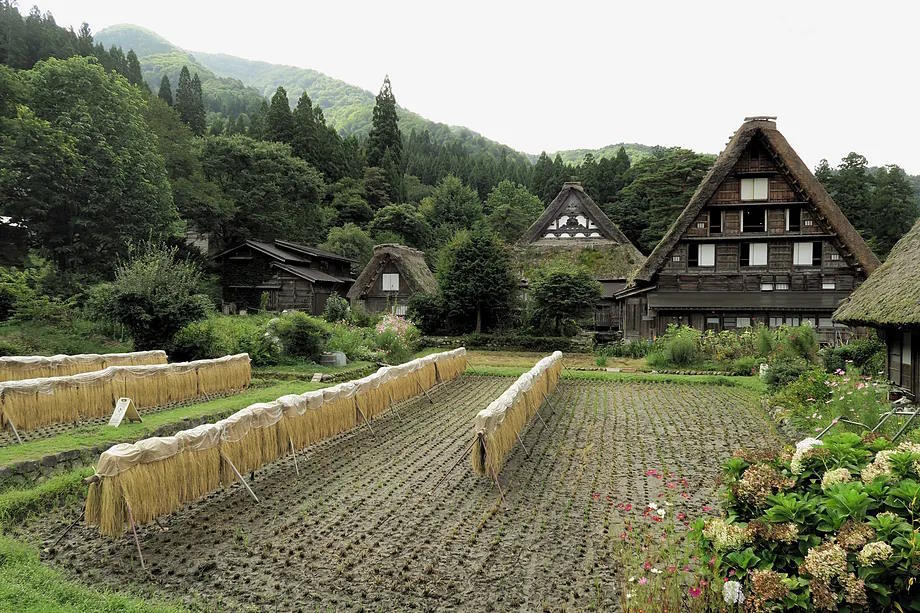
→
(265, 86, 294, 143)
(125, 49, 146, 91)
(174, 65, 194, 127)
(366, 76, 402, 169)
(158, 74, 173, 106)
(189, 72, 206, 136)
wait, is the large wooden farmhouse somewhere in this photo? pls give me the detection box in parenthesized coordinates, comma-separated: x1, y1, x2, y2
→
(347, 244, 438, 315)
(618, 117, 879, 342)
(517, 182, 645, 332)
(835, 217, 920, 398)
(213, 239, 355, 315)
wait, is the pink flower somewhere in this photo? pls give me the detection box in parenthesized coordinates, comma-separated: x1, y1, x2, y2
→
(677, 512, 687, 521)
(688, 586, 702, 598)
(702, 505, 712, 512)
(624, 503, 632, 511)
(643, 561, 652, 571)
(638, 577, 648, 585)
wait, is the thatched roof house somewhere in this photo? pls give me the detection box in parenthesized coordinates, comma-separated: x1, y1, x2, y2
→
(516, 182, 645, 330)
(617, 117, 879, 341)
(835, 217, 920, 396)
(347, 244, 438, 315)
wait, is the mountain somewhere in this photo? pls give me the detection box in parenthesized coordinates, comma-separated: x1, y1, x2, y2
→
(95, 25, 531, 164)
(547, 143, 659, 165)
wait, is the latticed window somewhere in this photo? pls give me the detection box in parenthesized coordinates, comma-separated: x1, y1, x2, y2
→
(382, 273, 399, 291)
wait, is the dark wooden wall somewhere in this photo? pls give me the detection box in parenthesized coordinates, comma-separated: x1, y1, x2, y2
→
(884, 329, 919, 398)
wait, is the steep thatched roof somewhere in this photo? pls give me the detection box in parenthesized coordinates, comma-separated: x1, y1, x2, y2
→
(346, 244, 437, 300)
(522, 182, 640, 250)
(834, 217, 920, 327)
(517, 182, 645, 281)
(629, 117, 880, 285)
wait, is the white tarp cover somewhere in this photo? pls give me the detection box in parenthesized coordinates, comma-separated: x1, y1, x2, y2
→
(473, 351, 561, 436)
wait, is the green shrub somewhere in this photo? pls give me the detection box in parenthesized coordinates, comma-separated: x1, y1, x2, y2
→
(656, 325, 701, 367)
(597, 338, 654, 359)
(0, 285, 14, 322)
(763, 355, 811, 390)
(823, 336, 887, 376)
(271, 312, 331, 361)
(595, 354, 608, 367)
(322, 293, 350, 323)
(729, 355, 760, 376)
(782, 324, 819, 362)
(347, 301, 376, 328)
(374, 314, 420, 363)
(172, 315, 282, 366)
(407, 293, 447, 335)
(460, 332, 578, 353)
(755, 324, 774, 357)
(326, 323, 378, 361)
(696, 435, 920, 610)
(0, 337, 25, 357)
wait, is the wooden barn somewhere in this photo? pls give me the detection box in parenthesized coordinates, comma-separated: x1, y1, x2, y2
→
(347, 244, 438, 315)
(516, 182, 645, 332)
(835, 217, 920, 398)
(213, 239, 355, 315)
(618, 117, 879, 343)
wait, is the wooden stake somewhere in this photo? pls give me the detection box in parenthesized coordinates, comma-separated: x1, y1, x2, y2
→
(428, 437, 478, 495)
(220, 452, 260, 503)
(289, 436, 300, 477)
(355, 404, 375, 436)
(491, 467, 506, 503)
(516, 432, 531, 458)
(125, 502, 146, 571)
(417, 380, 434, 404)
(46, 509, 84, 553)
(6, 417, 22, 445)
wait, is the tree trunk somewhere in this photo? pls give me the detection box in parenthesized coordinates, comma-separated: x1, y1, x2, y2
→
(476, 307, 482, 333)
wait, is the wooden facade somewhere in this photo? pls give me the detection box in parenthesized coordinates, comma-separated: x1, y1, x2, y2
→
(619, 117, 880, 343)
(347, 244, 438, 314)
(213, 240, 355, 315)
(517, 182, 645, 333)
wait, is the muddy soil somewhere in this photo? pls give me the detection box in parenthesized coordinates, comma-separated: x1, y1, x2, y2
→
(22, 376, 778, 611)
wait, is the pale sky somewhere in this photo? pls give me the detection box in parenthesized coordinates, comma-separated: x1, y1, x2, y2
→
(32, 0, 920, 172)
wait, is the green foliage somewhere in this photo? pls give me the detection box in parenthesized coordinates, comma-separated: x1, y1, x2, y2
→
(407, 292, 447, 335)
(596, 338, 654, 359)
(529, 267, 601, 335)
(373, 314, 420, 363)
(270, 312, 331, 361)
(321, 223, 374, 270)
(822, 335, 887, 377)
(702, 436, 920, 610)
(763, 355, 811, 390)
(323, 293, 350, 323)
(647, 325, 701, 368)
(1, 57, 178, 278)
(436, 227, 516, 333)
(369, 204, 432, 248)
(420, 174, 484, 243)
(457, 332, 580, 353)
(90, 242, 212, 351)
(265, 86, 294, 143)
(200, 135, 328, 246)
(484, 180, 543, 242)
(171, 314, 281, 366)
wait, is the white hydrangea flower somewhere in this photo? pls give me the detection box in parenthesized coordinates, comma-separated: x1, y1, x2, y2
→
(791, 438, 823, 474)
(723, 580, 745, 605)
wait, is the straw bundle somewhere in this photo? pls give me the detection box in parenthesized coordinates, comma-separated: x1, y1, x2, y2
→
(471, 351, 563, 476)
(0, 354, 251, 432)
(86, 348, 467, 536)
(0, 350, 166, 383)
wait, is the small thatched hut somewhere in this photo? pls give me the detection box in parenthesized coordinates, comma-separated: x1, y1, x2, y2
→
(347, 244, 438, 315)
(835, 218, 920, 397)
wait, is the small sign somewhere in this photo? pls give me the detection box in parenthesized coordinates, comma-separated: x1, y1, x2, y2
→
(311, 373, 324, 383)
(109, 397, 142, 427)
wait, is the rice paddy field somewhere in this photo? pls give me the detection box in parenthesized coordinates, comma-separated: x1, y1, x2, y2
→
(12, 374, 779, 611)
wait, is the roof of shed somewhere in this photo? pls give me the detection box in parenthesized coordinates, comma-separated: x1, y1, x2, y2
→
(347, 244, 438, 300)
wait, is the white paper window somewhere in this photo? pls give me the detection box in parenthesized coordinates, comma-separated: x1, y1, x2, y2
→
(761, 282, 774, 291)
(696, 221, 706, 229)
(775, 282, 789, 290)
(672, 255, 681, 262)
(822, 280, 836, 290)
(788, 317, 800, 326)
(382, 273, 400, 291)
(818, 318, 833, 328)
(770, 317, 783, 327)
(740, 177, 769, 201)
(904, 333, 912, 365)
(803, 317, 816, 327)
(804, 219, 814, 226)
(706, 317, 720, 324)
(793, 242, 814, 266)
(394, 305, 408, 316)
(749, 243, 768, 266)
(736, 317, 751, 328)
(699, 243, 715, 267)
(830, 253, 840, 261)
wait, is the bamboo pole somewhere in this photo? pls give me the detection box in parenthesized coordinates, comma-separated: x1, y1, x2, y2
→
(6, 417, 22, 444)
(355, 403, 375, 436)
(289, 436, 300, 477)
(125, 502, 146, 571)
(429, 437, 478, 496)
(220, 452, 260, 503)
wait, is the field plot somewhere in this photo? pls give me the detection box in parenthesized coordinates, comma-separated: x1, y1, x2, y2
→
(21, 376, 778, 611)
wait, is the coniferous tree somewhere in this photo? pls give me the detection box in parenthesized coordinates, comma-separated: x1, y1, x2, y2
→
(76, 23, 93, 56)
(265, 86, 294, 143)
(125, 49, 146, 91)
(158, 74, 173, 106)
(189, 73, 206, 136)
(366, 76, 402, 200)
(175, 66, 194, 126)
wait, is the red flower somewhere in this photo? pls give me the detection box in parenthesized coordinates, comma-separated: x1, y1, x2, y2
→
(677, 512, 687, 521)
(643, 561, 652, 571)
(688, 586, 702, 598)
(702, 505, 712, 512)
(624, 503, 632, 511)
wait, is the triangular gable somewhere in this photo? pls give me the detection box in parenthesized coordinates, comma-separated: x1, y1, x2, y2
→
(346, 244, 437, 300)
(630, 118, 880, 284)
(522, 183, 640, 253)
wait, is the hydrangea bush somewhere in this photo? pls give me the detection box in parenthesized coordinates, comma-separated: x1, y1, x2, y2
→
(694, 433, 920, 611)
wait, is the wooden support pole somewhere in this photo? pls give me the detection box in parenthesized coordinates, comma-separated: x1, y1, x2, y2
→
(516, 432, 531, 458)
(6, 417, 22, 445)
(289, 436, 300, 477)
(125, 502, 146, 571)
(355, 403, 375, 436)
(220, 452, 260, 503)
(491, 467, 506, 503)
(417, 380, 434, 405)
(46, 509, 84, 553)
(428, 437, 478, 496)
